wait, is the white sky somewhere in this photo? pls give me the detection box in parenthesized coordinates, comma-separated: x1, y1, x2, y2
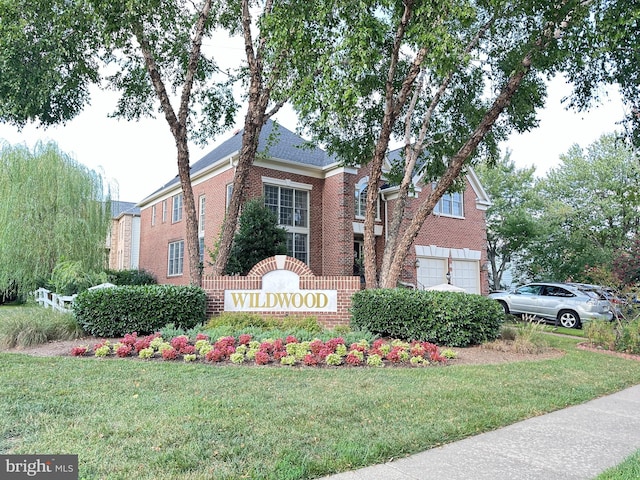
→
(0, 74, 627, 203)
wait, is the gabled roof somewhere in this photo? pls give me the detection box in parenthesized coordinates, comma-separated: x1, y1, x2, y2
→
(384, 147, 492, 209)
(111, 200, 140, 217)
(143, 120, 337, 202)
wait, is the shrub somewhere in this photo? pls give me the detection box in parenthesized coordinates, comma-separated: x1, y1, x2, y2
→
(205, 312, 322, 333)
(585, 320, 617, 350)
(105, 269, 157, 286)
(73, 285, 206, 337)
(585, 319, 640, 354)
(205, 312, 273, 330)
(617, 319, 640, 354)
(350, 289, 503, 347)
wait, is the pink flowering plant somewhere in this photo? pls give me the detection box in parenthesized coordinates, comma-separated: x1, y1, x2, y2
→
(70, 332, 451, 367)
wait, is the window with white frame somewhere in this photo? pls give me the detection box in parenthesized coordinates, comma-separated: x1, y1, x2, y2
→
(168, 240, 184, 276)
(198, 195, 206, 233)
(226, 184, 233, 211)
(151, 205, 156, 226)
(172, 193, 183, 223)
(355, 178, 380, 219)
(264, 183, 309, 263)
(162, 199, 167, 223)
(434, 189, 463, 217)
(198, 236, 205, 265)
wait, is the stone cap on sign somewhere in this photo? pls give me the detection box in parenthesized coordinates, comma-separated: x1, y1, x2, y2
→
(246, 255, 315, 278)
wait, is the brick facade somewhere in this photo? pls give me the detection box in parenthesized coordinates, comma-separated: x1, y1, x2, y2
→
(137, 121, 491, 304)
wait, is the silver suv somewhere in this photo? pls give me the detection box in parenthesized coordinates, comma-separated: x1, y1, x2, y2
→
(488, 282, 613, 328)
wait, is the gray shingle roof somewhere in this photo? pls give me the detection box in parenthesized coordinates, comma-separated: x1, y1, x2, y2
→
(152, 120, 336, 195)
(111, 200, 140, 217)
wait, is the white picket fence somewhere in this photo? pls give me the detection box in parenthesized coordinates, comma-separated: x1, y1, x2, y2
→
(34, 288, 76, 313)
(33, 283, 116, 313)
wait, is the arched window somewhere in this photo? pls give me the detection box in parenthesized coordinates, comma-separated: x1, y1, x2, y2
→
(355, 177, 380, 219)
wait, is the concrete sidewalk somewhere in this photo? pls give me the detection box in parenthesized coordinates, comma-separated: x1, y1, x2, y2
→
(317, 384, 640, 480)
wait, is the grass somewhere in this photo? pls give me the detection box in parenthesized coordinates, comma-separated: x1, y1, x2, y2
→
(0, 305, 84, 348)
(597, 450, 640, 479)
(542, 324, 585, 337)
(1, 335, 640, 479)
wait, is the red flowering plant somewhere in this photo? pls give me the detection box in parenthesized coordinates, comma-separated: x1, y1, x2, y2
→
(303, 354, 319, 366)
(70, 332, 451, 367)
(122, 332, 138, 346)
(162, 347, 178, 360)
(205, 348, 226, 362)
(115, 344, 133, 358)
(70, 346, 88, 357)
(254, 350, 271, 365)
(180, 344, 196, 355)
(170, 335, 190, 352)
(133, 334, 159, 353)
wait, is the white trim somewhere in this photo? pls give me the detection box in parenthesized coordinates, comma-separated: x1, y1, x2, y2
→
(352, 222, 383, 236)
(466, 166, 492, 211)
(450, 248, 482, 260)
(137, 152, 237, 208)
(414, 245, 450, 259)
(325, 165, 359, 177)
(261, 176, 313, 190)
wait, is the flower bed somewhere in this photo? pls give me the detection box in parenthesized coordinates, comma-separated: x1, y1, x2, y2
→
(70, 332, 456, 367)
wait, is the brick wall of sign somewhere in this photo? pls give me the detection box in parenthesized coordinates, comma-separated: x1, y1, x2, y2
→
(202, 256, 362, 328)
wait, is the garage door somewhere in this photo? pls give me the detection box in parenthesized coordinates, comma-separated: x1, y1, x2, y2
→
(451, 260, 480, 294)
(417, 258, 448, 289)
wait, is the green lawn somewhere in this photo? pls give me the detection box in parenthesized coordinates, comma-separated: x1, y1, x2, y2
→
(597, 449, 640, 479)
(2, 335, 640, 479)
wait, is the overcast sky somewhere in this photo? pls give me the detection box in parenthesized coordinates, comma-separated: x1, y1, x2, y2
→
(0, 74, 626, 203)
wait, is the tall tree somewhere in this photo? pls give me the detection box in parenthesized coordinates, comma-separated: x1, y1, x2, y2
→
(0, 0, 238, 286)
(564, 0, 640, 148)
(276, 0, 595, 288)
(0, 142, 111, 297)
(211, 0, 294, 275)
(475, 154, 540, 290)
(516, 133, 640, 282)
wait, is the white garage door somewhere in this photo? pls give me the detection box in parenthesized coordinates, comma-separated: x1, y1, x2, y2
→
(451, 260, 480, 294)
(417, 258, 448, 289)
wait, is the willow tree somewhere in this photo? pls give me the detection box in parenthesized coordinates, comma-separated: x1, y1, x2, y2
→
(0, 142, 111, 297)
(1, 0, 238, 286)
(273, 0, 612, 288)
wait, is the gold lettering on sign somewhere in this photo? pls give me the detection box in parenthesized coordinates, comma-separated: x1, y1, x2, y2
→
(228, 291, 331, 309)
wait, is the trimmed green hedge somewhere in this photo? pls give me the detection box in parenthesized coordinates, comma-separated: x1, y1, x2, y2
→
(350, 288, 503, 347)
(73, 285, 207, 337)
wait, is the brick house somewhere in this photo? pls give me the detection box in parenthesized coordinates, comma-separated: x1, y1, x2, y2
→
(137, 120, 491, 294)
(107, 201, 141, 271)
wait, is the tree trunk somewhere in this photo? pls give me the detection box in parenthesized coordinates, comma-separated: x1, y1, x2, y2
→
(133, 0, 213, 286)
(212, 0, 282, 276)
(176, 139, 202, 286)
(380, 55, 533, 288)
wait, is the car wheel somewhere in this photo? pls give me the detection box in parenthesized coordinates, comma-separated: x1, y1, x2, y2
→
(558, 310, 581, 329)
(498, 301, 510, 315)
